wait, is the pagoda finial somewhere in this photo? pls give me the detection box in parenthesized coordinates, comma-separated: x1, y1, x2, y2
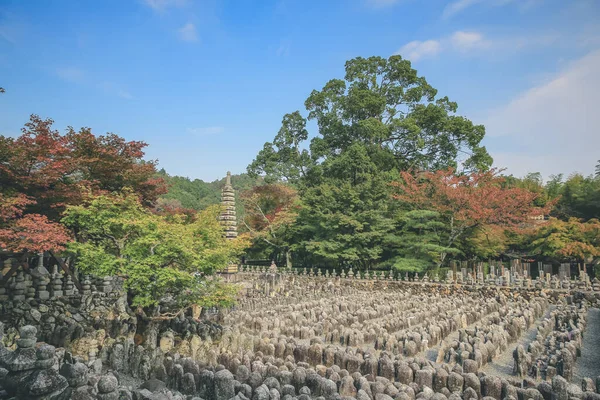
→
(226, 171, 231, 185)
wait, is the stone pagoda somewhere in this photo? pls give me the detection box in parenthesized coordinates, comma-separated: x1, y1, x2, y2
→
(219, 172, 239, 277)
(220, 171, 238, 239)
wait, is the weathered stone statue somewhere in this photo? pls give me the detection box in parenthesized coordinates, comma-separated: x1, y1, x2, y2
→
(269, 260, 277, 273)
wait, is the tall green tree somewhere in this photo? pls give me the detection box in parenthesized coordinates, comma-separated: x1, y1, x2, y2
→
(294, 144, 395, 269)
(549, 173, 600, 221)
(383, 209, 460, 272)
(249, 55, 492, 183)
(247, 55, 492, 268)
(248, 112, 313, 184)
(62, 193, 248, 313)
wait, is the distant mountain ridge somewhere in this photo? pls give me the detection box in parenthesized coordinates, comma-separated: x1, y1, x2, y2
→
(156, 169, 263, 211)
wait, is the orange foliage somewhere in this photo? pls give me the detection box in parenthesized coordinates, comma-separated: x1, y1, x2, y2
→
(0, 194, 70, 253)
(393, 168, 550, 230)
(0, 115, 166, 220)
(0, 115, 167, 253)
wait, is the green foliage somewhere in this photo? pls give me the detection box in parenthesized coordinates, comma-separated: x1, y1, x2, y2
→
(383, 210, 460, 272)
(247, 112, 313, 184)
(528, 217, 600, 262)
(157, 170, 262, 211)
(62, 192, 248, 310)
(294, 144, 395, 268)
(553, 174, 600, 221)
(463, 225, 509, 260)
(244, 54, 599, 270)
(246, 55, 494, 268)
(303, 56, 491, 172)
(503, 172, 551, 207)
(506, 172, 600, 221)
(249, 55, 491, 182)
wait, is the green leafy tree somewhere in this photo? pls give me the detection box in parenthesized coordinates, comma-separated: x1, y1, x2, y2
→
(241, 183, 300, 268)
(463, 225, 509, 260)
(305, 56, 492, 172)
(549, 173, 600, 221)
(383, 209, 460, 272)
(248, 112, 313, 184)
(503, 172, 551, 207)
(249, 55, 492, 183)
(248, 55, 491, 268)
(62, 193, 248, 314)
(545, 174, 564, 201)
(294, 144, 395, 269)
(528, 217, 600, 264)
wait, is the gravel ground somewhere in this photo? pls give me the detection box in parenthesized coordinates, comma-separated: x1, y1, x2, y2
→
(479, 305, 555, 380)
(574, 308, 600, 383)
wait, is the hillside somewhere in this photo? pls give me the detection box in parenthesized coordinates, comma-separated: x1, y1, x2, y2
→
(157, 169, 263, 211)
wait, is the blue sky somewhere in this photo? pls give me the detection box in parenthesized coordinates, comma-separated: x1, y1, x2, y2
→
(1, 0, 598, 181)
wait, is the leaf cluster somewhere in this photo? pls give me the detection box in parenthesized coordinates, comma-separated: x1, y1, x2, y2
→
(62, 192, 249, 309)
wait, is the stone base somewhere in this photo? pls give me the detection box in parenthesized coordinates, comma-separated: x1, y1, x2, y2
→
(37, 291, 50, 300)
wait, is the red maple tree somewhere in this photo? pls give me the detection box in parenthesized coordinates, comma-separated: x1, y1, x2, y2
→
(241, 184, 300, 267)
(0, 193, 70, 253)
(0, 115, 167, 253)
(392, 168, 548, 262)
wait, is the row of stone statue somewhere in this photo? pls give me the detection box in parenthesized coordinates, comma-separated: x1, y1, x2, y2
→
(0, 266, 117, 302)
(239, 264, 600, 291)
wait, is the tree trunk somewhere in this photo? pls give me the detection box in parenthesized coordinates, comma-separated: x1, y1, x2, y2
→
(143, 319, 160, 350)
(137, 306, 161, 349)
(285, 249, 292, 269)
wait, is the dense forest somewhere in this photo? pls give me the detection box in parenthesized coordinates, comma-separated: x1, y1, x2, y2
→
(155, 56, 600, 275)
(155, 169, 262, 212)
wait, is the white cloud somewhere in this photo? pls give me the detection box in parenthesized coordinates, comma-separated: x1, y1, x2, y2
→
(398, 30, 560, 62)
(178, 23, 198, 42)
(484, 49, 600, 178)
(397, 32, 485, 61)
(443, 0, 482, 18)
(276, 39, 291, 57)
(187, 127, 224, 135)
(442, 0, 540, 19)
(397, 40, 441, 61)
(56, 67, 86, 83)
(450, 31, 490, 51)
(366, 0, 400, 8)
(142, 0, 188, 11)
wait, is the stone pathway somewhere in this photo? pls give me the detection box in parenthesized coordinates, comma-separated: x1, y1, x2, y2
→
(574, 308, 600, 383)
(478, 305, 555, 380)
